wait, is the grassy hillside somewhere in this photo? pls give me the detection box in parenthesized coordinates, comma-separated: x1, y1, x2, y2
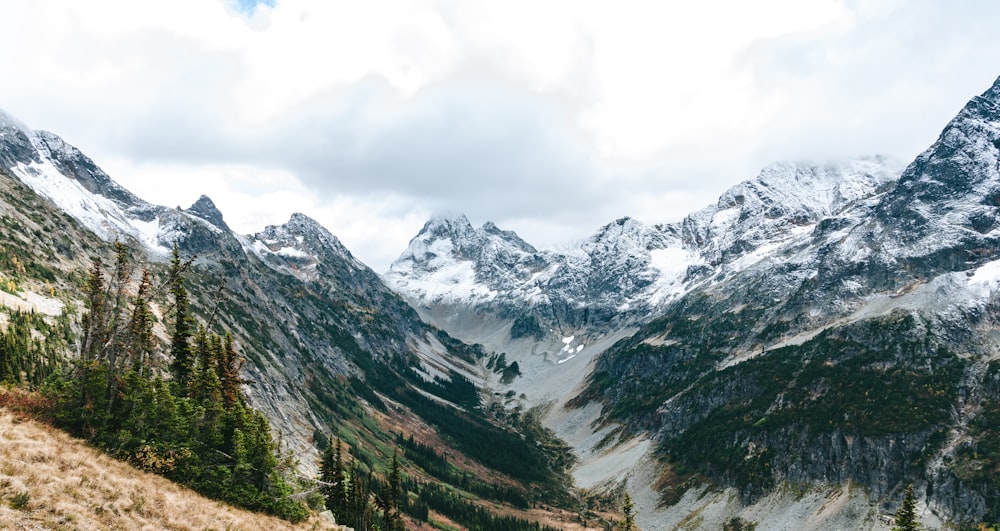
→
(0, 399, 341, 530)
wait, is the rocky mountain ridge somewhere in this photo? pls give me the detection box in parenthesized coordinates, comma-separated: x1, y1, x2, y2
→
(385, 77, 1000, 529)
(576, 77, 1000, 528)
(6, 73, 1000, 529)
(386, 156, 901, 338)
(0, 108, 579, 529)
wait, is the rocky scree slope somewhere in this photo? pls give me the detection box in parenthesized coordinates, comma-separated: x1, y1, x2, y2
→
(578, 76, 1000, 525)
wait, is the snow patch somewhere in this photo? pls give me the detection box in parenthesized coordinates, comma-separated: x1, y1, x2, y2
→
(387, 238, 497, 303)
(968, 258, 1000, 290)
(276, 246, 310, 259)
(647, 246, 699, 305)
(13, 161, 130, 240)
(10, 156, 171, 255)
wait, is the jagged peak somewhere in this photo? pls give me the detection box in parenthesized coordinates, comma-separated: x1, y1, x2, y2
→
(481, 221, 538, 254)
(709, 156, 900, 215)
(419, 213, 475, 237)
(908, 76, 1000, 169)
(965, 74, 1000, 113)
(610, 216, 642, 228)
(588, 216, 650, 242)
(186, 195, 228, 230)
(260, 212, 341, 245)
(251, 212, 363, 271)
(429, 212, 470, 225)
(287, 212, 325, 230)
(286, 213, 356, 257)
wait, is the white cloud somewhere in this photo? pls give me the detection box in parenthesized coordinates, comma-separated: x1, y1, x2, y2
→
(2, 0, 1000, 270)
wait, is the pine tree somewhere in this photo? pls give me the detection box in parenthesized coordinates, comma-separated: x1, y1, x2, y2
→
(618, 492, 636, 531)
(894, 483, 919, 531)
(126, 269, 156, 377)
(346, 465, 361, 529)
(104, 241, 132, 368)
(320, 437, 350, 522)
(218, 332, 244, 409)
(50, 247, 308, 522)
(79, 257, 107, 384)
(386, 450, 405, 531)
(168, 245, 195, 391)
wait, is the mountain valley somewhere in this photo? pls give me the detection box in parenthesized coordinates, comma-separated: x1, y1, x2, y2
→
(3, 76, 1000, 530)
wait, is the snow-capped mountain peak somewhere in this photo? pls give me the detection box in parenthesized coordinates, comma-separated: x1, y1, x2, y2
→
(385, 215, 549, 305)
(0, 111, 239, 258)
(247, 213, 364, 283)
(681, 157, 902, 268)
(387, 157, 903, 334)
(871, 75, 1000, 274)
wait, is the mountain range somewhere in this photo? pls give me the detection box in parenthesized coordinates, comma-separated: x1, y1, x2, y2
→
(2, 76, 1000, 529)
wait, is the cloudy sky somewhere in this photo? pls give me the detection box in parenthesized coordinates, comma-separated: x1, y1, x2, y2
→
(2, 0, 1000, 271)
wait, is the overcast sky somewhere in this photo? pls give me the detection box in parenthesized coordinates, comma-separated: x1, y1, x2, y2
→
(2, 0, 1000, 271)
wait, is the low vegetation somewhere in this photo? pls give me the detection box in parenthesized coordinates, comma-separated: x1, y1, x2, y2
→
(0, 407, 337, 530)
(949, 359, 1000, 523)
(659, 312, 965, 501)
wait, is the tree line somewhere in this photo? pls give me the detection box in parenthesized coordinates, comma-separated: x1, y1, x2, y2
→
(0, 242, 621, 529)
(44, 243, 307, 521)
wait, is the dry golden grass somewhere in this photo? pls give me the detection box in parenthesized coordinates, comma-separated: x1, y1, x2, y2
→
(0, 409, 342, 530)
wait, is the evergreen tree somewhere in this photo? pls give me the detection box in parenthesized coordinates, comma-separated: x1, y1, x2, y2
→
(319, 437, 336, 501)
(103, 241, 132, 382)
(79, 256, 107, 409)
(385, 449, 405, 531)
(192, 327, 225, 447)
(319, 437, 349, 519)
(168, 245, 195, 391)
(126, 269, 156, 377)
(49, 247, 308, 522)
(346, 464, 361, 529)
(218, 332, 244, 409)
(618, 492, 636, 531)
(319, 436, 347, 517)
(894, 483, 919, 531)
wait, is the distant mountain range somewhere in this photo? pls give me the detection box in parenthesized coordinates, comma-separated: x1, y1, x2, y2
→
(385, 156, 901, 333)
(3, 76, 1000, 529)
